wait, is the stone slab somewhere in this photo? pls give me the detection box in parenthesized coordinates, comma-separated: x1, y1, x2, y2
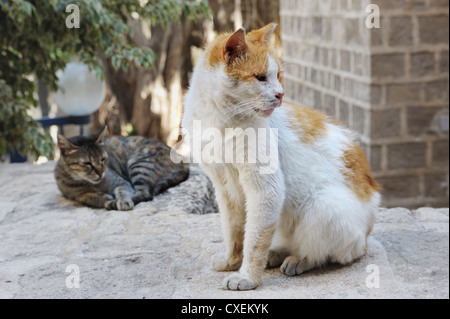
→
(0, 162, 448, 299)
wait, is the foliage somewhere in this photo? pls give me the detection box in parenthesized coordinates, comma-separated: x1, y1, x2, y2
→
(0, 0, 210, 159)
(0, 80, 55, 158)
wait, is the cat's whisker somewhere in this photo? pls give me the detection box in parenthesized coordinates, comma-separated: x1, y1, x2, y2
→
(222, 97, 265, 123)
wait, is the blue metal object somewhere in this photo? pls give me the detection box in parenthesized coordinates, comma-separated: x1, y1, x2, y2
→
(9, 147, 28, 163)
(9, 115, 91, 163)
(37, 115, 91, 136)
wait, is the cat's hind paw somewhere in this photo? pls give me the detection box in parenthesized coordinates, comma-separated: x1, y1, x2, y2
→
(212, 253, 242, 272)
(280, 256, 311, 276)
(222, 273, 257, 291)
(266, 250, 289, 268)
(132, 191, 153, 205)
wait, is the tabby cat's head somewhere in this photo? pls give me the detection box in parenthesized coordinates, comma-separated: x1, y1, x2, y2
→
(57, 126, 108, 184)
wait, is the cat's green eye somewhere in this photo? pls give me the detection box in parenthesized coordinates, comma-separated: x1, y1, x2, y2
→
(254, 74, 267, 82)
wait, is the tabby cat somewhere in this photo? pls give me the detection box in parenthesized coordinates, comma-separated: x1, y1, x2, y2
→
(55, 126, 189, 210)
(181, 23, 380, 290)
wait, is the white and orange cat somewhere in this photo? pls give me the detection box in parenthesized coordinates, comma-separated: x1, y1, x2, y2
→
(181, 23, 381, 290)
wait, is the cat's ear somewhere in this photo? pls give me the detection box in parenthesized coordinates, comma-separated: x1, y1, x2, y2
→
(223, 28, 248, 65)
(248, 23, 278, 45)
(94, 125, 107, 144)
(57, 135, 78, 156)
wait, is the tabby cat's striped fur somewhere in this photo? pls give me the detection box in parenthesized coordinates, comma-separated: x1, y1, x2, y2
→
(54, 127, 189, 210)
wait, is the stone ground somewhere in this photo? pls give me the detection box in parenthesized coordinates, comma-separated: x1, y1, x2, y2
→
(0, 162, 448, 299)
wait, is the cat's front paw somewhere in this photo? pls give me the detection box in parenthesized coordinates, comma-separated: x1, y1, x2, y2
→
(104, 198, 134, 211)
(223, 273, 258, 291)
(105, 199, 117, 210)
(116, 198, 134, 211)
(212, 253, 242, 272)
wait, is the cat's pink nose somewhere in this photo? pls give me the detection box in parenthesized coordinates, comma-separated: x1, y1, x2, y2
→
(275, 92, 284, 101)
(95, 168, 104, 177)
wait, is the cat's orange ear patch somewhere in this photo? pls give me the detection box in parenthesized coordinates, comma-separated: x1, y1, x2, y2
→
(247, 23, 277, 45)
(205, 24, 280, 81)
(223, 28, 248, 65)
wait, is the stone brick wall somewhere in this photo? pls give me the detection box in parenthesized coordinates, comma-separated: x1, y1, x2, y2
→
(280, 0, 449, 208)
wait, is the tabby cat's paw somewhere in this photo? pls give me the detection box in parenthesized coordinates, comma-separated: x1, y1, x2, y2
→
(116, 198, 134, 211)
(223, 273, 257, 291)
(212, 253, 242, 272)
(105, 200, 117, 210)
(104, 198, 134, 211)
(132, 191, 153, 204)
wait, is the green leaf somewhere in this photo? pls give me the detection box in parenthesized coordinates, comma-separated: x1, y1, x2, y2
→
(111, 55, 121, 70)
(122, 59, 129, 72)
(22, 1, 33, 16)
